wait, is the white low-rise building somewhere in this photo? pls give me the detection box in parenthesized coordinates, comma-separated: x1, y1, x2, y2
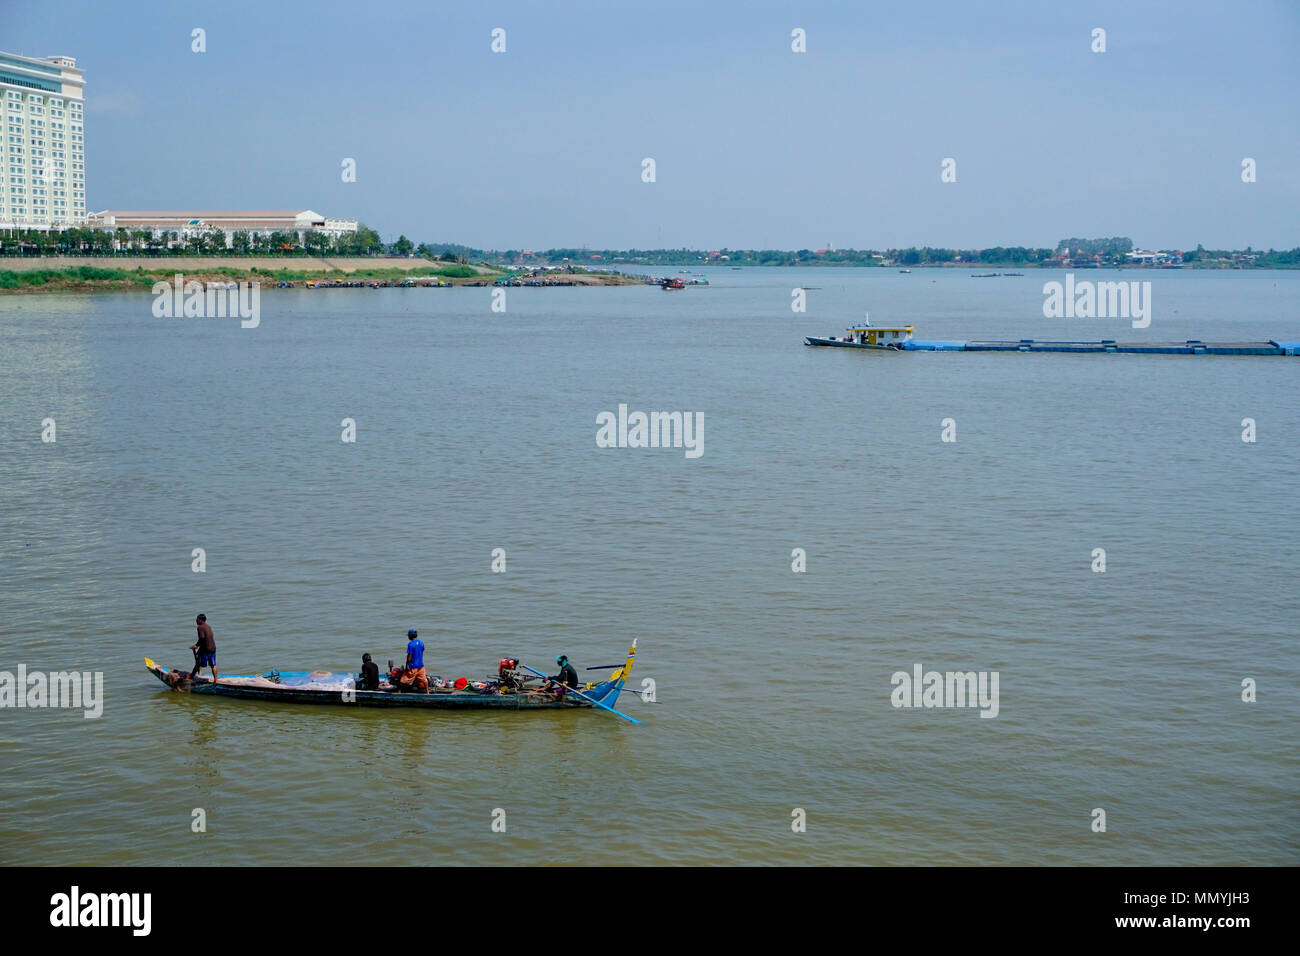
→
(85, 209, 359, 245)
(1126, 249, 1161, 262)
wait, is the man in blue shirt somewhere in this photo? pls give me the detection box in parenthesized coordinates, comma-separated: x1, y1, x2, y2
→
(406, 630, 424, 669)
(393, 628, 428, 692)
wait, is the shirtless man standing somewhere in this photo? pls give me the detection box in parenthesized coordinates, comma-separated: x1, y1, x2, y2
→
(189, 613, 218, 682)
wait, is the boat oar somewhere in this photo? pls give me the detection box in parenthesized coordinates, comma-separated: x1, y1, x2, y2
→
(518, 663, 640, 724)
(614, 691, 656, 704)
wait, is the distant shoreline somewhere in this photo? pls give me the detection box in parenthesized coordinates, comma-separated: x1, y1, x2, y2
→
(2, 257, 1293, 296)
(0, 259, 642, 294)
(609, 260, 1296, 271)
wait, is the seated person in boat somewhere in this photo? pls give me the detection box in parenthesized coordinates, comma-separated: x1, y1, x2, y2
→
(189, 613, 218, 682)
(357, 653, 379, 691)
(389, 629, 429, 692)
(546, 654, 579, 693)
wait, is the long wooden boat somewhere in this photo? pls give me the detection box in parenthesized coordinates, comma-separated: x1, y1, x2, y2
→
(144, 641, 638, 714)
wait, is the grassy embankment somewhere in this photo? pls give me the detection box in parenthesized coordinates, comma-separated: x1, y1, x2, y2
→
(0, 263, 496, 294)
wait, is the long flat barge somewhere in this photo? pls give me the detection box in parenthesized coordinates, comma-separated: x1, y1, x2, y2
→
(899, 338, 1300, 356)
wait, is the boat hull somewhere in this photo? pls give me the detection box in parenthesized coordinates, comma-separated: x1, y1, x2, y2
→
(144, 659, 623, 711)
(804, 336, 902, 350)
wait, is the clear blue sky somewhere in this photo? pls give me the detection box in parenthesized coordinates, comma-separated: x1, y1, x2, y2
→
(7, 0, 1298, 249)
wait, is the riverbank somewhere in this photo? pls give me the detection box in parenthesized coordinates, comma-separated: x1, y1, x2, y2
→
(0, 262, 642, 294)
(0, 265, 486, 294)
(0, 256, 497, 274)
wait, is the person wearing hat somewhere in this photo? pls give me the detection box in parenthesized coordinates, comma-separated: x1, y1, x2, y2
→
(548, 654, 578, 691)
(391, 629, 429, 692)
(356, 652, 379, 691)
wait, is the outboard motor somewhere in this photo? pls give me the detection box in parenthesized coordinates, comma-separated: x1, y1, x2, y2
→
(498, 657, 522, 690)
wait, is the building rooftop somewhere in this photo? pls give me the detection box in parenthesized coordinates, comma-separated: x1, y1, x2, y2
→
(94, 210, 317, 219)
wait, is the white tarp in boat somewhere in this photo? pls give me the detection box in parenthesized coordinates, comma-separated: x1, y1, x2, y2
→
(221, 671, 356, 691)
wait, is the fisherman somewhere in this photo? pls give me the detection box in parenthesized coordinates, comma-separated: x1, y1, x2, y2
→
(547, 654, 579, 693)
(390, 629, 428, 693)
(189, 613, 218, 682)
(357, 653, 379, 691)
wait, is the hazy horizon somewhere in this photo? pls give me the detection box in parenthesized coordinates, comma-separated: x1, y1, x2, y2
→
(6, 0, 1298, 250)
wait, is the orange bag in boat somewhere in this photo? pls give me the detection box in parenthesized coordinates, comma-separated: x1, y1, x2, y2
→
(394, 665, 428, 692)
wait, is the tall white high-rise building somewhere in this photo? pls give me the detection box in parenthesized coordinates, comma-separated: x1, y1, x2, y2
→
(0, 51, 85, 229)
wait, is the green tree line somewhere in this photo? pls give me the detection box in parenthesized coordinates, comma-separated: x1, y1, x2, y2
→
(0, 224, 389, 257)
(3, 229, 1296, 268)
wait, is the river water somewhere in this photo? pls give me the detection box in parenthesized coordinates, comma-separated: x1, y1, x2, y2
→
(1, 266, 1296, 865)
